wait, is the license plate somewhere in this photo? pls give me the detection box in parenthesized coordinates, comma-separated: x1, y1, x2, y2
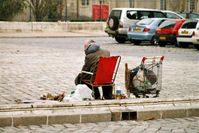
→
(181, 30, 188, 34)
(160, 36, 166, 40)
(133, 27, 141, 32)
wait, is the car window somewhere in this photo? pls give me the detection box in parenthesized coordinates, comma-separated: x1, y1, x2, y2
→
(138, 11, 153, 19)
(126, 10, 137, 19)
(178, 13, 187, 18)
(157, 19, 166, 26)
(189, 13, 199, 19)
(137, 19, 153, 25)
(109, 10, 122, 19)
(154, 12, 166, 18)
(159, 20, 176, 28)
(181, 21, 197, 29)
(165, 12, 181, 19)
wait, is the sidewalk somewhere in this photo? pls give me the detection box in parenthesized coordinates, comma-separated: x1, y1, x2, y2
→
(1, 97, 199, 127)
(0, 31, 108, 38)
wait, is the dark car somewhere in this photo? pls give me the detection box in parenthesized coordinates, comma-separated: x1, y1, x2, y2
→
(178, 12, 199, 20)
(155, 19, 186, 47)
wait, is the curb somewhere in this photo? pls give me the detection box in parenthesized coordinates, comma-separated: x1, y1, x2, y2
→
(0, 32, 108, 38)
(0, 97, 199, 127)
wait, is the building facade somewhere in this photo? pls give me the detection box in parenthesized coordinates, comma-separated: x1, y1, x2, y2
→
(12, 0, 199, 21)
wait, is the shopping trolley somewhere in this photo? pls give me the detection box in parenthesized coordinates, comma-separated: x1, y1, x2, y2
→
(125, 56, 164, 98)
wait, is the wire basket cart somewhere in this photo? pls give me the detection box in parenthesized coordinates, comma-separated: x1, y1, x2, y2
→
(125, 56, 164, 98)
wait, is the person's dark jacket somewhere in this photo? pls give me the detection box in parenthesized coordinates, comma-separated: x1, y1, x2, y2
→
(75, 44, 110, 84)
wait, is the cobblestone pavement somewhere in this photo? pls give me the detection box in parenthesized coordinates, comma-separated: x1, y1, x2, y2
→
(0, 117, 199, 133)
(0, 37, 199, 104)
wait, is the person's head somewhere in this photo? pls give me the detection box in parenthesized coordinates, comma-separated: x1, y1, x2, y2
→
(84, 39, 95, 50)
(83, 39, 100, 55)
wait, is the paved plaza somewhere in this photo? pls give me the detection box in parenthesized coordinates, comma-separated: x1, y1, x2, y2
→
(0, 34, 199, 132)
(0, 37, 199, 104)
(1, 117, 199, 133)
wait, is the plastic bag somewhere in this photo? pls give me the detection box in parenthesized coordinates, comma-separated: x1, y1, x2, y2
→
(63, 84, 93, 102)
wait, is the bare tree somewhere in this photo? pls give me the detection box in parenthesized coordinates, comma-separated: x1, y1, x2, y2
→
(29, 0, 51, 21)
(0, 0, 27, 21)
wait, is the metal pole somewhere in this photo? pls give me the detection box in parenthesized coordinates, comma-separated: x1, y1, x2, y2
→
(29, 3, 32, 21)
(100, 0, 102, 21)
(65, 0, 67, 21)
(77, 0, 79, 20)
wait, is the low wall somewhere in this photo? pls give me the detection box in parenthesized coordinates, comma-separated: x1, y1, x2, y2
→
(0, 21, 106, 33)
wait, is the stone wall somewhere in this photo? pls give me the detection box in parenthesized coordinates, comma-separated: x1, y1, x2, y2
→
(0, 21, 106, 33)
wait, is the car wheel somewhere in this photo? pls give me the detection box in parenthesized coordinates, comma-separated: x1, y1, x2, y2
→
(134, 40, 141, 45)
(194, 45, 199, 50)
(158, 42, 166, 47)
(108, 16, 119, 30)
(150, 36, 158, 45)
(115, 36, 126, 43)
(175, 42, 181, 47)
(173, 40, 178, 47)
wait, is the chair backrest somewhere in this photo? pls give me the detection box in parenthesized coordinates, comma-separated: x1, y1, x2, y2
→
(92, 56, 121, 85)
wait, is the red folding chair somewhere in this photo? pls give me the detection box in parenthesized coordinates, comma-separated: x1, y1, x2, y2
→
(81, 56, 121, 98)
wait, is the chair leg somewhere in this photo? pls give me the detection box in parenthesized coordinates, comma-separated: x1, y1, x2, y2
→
(92, 86, 101, 100)
(92, 86, 95, 99)
(112, 84, 115, 99)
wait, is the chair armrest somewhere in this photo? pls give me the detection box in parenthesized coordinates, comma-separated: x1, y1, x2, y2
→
(81, 71, 93, 75)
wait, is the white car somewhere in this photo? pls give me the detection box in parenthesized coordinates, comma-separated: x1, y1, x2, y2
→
(177, 20, 199, 50)
(161, 10, 184, 19)
(105, 8, 167, 43)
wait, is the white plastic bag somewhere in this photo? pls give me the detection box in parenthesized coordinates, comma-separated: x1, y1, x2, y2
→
(63, 84, 93, 102)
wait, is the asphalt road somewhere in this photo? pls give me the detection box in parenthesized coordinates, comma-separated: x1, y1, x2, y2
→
(0, 37, 199, 104)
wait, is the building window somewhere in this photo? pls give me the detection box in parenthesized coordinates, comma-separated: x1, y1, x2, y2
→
(82, 0, 89, 6)
(190, 0, 195, 11)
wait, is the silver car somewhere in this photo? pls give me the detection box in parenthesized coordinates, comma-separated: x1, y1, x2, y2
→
(127, 18, 166, 45)
(105, 8, 166, 43)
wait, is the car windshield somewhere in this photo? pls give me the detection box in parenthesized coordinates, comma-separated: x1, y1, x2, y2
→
(178, 13, 187, 18)
(137, 19, 153, 25)
(165, 12, 182, 19)
(181, 21, 198, 29)
(189, 13, 199, 19)
(109, 10, 122, 19)
(159, 20, 176, 28)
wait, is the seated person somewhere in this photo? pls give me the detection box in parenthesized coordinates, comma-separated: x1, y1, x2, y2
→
(75, 40, 113, 99)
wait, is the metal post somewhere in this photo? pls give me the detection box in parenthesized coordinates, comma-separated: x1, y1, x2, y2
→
(76, 0, 79, 20)
(100, 0, 102, 21)
(29, 3, 32, 21)
(65, 0, 67, 21)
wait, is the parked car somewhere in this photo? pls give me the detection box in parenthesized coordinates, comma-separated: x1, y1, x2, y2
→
(155, 19, 186, 47)
(105, 8, 167, 43)
(177, 20, 199, 50)
(178, 12, 199, 20)
(127, 18, 167, 45)
(161, 10, 184, 19)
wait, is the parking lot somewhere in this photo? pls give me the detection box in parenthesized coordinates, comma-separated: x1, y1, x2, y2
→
(0, 37, 198, 104)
